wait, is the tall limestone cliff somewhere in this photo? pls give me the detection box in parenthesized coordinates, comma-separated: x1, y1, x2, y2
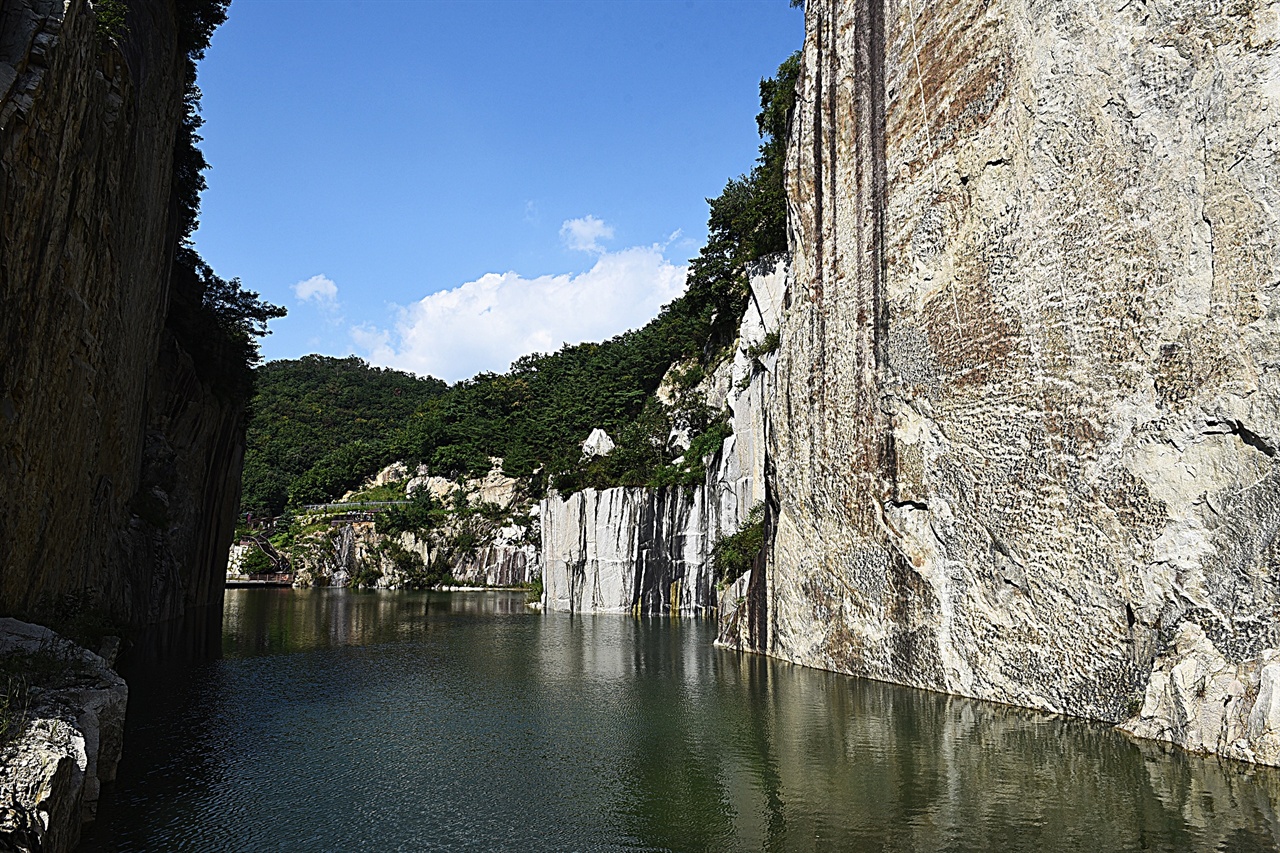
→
(0, 0, 242, 629)
(755, 0, 1280, 764)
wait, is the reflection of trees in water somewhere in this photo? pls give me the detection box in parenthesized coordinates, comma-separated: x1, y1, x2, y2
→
(220, 588, 531, 656)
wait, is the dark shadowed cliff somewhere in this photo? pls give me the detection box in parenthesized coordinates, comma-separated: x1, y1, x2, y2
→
(0, 0, 260, 630)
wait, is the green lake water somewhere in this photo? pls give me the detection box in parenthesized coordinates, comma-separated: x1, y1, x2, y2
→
(83, 588, 1280, 852)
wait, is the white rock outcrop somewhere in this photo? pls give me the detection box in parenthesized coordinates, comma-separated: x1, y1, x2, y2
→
(581, 429, 616, 459)
(755, 0, 1280, 765)
(289, 519, 538, 590)
(1122, 622, 1280, 763)
(405, 458, 521, 508)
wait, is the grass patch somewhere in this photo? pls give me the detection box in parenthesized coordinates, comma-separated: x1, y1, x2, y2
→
(0, 640, 93, 750)
(745, 331, 779, 361)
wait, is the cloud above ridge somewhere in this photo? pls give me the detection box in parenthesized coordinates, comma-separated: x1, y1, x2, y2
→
(354, 241, 686, 383)
(559, 215, 615, 253)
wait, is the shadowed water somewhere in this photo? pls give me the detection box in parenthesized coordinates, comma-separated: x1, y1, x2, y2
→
(84, 589, 1280, 852)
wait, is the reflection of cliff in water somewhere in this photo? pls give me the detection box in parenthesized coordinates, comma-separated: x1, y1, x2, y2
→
(90, 591, 1280, 851)
(597, 621, 1280, 852)
(117, 605, 224, 671)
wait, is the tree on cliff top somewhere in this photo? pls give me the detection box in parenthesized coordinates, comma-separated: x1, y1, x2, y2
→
(169, 0, 285, 398)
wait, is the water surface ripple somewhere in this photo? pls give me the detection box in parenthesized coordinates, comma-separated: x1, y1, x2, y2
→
(85, 589, 1280, 852)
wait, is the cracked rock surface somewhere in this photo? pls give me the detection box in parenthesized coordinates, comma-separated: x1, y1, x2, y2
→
(0, 619, 126, 853)
(760, 0, 1280, 764)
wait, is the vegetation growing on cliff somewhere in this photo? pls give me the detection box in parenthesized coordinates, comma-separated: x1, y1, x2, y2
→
(239, 50, 799, 514)
(93, 0, 129, 42)
(712, 503, 765, 587)
(168, 0, 285, 398)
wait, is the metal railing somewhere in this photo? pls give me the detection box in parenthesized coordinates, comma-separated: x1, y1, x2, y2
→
(300, 501, 413, 511)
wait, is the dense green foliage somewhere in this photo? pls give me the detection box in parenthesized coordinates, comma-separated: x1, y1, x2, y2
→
(377, 490, 450, 539)
(712, 503, 766, 586)
(240, 356, 448, 515)
(240, 51, 800, 514)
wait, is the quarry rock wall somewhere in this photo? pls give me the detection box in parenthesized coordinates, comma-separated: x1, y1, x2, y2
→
(541, 261, 786, 618)
(761, 0, 1280, 764)
(0, 0, 240, 627)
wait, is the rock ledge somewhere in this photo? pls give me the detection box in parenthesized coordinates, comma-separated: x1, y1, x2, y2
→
(0, 618, 127, 853)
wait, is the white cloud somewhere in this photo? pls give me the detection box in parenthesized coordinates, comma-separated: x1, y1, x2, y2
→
(293, 274, 339, 305)
(357, 245, 687, 382)
(350, 323, 391, 353)
(559, 215, 615, 253)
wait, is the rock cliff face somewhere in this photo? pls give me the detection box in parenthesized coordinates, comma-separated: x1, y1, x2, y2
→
(0, 0, 240, 627)
(541, 260, 786, 617)
(287, 520, 537, 589)
(283, 461, 540, 589)
(759, 0, 1280, 764)
(541, 485, 716, 615)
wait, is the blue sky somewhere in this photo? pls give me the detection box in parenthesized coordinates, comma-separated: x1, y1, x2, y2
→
(191, 0, 803, 381)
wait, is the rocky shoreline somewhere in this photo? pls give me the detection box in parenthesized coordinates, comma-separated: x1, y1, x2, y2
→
(0, 620, 126, 853)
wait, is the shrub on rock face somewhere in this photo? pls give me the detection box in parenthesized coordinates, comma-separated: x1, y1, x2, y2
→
(712, 503, 765, 587)
(377, 491, 447, 539)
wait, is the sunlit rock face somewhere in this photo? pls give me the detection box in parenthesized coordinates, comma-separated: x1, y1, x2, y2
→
(541, 260, 786, 618)
(760, 0, 1280, 763)
(0, 0, 241, 626)
(541, 486, 717, 615)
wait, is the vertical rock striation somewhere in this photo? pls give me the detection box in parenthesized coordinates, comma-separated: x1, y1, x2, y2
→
(763, 0, 1280, 764)
(0, 0, 241, 628)
(541, 485, 717, 615)
(541, 260, 787, 618)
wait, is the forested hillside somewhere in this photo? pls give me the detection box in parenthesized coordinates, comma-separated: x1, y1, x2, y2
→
(239, 51, 799, 518)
